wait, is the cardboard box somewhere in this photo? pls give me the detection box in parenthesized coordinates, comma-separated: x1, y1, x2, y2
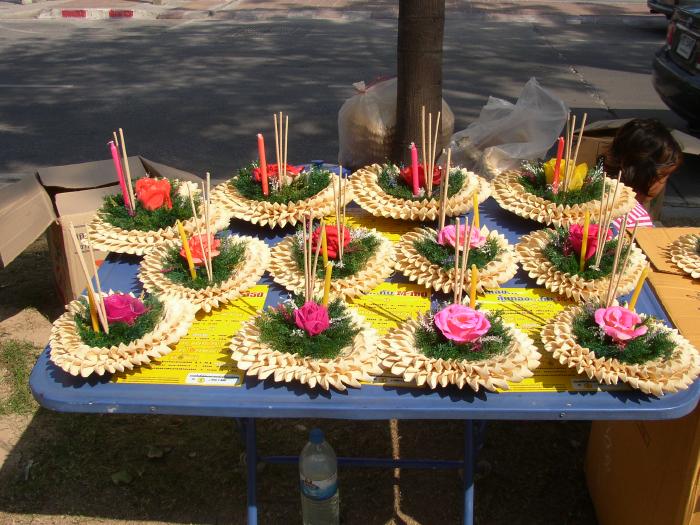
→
(587, 405, 700, 525)
(586, 226, 700, 525)
(0, 157, 202, 303)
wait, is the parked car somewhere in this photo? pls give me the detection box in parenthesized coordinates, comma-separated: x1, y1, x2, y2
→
(652, 5, 700, 127)
(649, 0, 678, 18)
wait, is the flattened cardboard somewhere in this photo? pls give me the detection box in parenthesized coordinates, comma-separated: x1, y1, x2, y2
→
(636, 227, 700, 275)
(586, 404, 700, 525)
(36, 156, 148, 192)
(0, 174, 56, 268)
(583, 118, 700, 156)
(648, 271, 700, 347)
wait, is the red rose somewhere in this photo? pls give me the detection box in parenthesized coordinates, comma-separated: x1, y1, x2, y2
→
(252, 163, 303, 182)
(568, 223, 612, 261)
(311, 225, 351, 260)
(135, 177, 173, 211)
(399, 164, 442, 189)
(181, 234, 221, 266)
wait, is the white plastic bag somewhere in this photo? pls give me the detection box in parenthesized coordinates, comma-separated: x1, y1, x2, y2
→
(447, 78, 568, 178)
(338, 78, 454, 169)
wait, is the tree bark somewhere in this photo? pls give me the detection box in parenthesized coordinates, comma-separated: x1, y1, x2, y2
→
(392, 0, 445, 166)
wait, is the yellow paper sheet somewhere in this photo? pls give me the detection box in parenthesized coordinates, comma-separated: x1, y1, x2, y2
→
(349, 281, 431, 335)
(344, 207, 415, 243)
(112, 286, 268, 387)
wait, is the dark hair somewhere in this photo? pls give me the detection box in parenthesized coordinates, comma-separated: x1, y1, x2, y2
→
(605, 119, 682, 199)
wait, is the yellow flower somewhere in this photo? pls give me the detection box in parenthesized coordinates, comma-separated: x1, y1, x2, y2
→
(543, 158, 589, 191)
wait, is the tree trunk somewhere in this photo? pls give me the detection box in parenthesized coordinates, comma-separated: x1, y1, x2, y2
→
(392, 0, 445, 166)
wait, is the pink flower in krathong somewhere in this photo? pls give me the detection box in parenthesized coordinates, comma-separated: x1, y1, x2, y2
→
(135, 177, 173, 211)
(433, 304, 491, 344)
(436, 224, 487, 249)
(568, 223, 612, 261)
(181, 234, 221, 266)
(294, 302, 330, 336)
(594, 306, 648, 343)
(103, 293, 147, 326)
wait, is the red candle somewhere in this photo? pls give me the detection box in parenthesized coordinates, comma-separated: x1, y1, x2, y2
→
(552, 136, 565, 193)
(257, 133, 269, 196)
(410, 142, 420, 196)
(109, 141, 132, 213)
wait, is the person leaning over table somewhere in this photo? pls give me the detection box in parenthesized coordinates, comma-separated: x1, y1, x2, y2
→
(604, 118, 683, 229)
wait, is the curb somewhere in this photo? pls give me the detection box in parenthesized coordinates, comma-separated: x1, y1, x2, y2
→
(38, 7, 155, 19)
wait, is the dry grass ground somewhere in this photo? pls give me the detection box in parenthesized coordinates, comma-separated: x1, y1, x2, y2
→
(0, 238, 597, 524)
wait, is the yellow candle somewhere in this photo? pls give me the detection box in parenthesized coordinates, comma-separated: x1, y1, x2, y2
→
(628, 265, 649, 311)
(321, 224, 328, 266)
(472, 191, 480, 230)
(579, 210, 590, 273)
(87, 290, 100, 332)
(322, 262, 333, 306)
(469, 264, 478, 308)
(176, 220, 197, 280)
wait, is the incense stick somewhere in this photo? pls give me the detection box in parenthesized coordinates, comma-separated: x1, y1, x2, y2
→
(608, 220, 639, 305)
(118, 128, 136, 208)
(439, 148, 451, 231)
(68, 223, 109, 333)
(453, 217, 461, 304)
(594, 171, 622, 268)
(311, 220, 325, 293)
(283, 114, 289, 182)
(458, 219, 473, 304)
(605, 213, 628, 307)
(273, 113, 281, 180)
(186, 184, 212, 281)
(563, 114, 576, 192)
(430, 111, 441, 197)
(203, 175, 213, 282)
(85, 230, 107, 322)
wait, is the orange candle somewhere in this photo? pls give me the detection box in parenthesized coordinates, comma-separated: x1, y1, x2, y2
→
(257, 133, 269, 196)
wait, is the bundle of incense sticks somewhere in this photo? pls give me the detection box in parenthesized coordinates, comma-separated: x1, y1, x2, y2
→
(438, 148, 452, 231)
(559, 112, 588, 194)
(273, 111, 289, 187)
(68, 223, 109, 333)
(452, 215, 475, 304)
(300, 215, 325, 301)
(421, 106, 441, 198)
(111, 128, 136, 213)
(331, 165, 348, 264)
(186, 175, 214, 282)
(603, 212, 641, 307)
(592, 170, 623, 269)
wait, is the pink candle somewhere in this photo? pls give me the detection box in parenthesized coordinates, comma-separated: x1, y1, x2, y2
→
(109, 141, 132, 213)
(257, 133, 269, 196)
(552, 136, 565, 193)
(410, 142, 420, 196)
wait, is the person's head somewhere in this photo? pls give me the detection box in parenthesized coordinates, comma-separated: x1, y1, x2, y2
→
(605, 119, 682, 204)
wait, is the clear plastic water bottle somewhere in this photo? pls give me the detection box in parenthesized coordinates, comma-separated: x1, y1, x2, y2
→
(299, 428, 339, 525)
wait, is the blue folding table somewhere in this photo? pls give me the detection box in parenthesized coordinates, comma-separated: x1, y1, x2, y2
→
(29, 196, 700, 525)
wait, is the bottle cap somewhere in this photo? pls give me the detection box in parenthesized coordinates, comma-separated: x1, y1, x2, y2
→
(309, 428, 324, 444)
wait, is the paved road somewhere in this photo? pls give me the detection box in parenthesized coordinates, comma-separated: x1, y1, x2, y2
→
(1, 12, 695, 217)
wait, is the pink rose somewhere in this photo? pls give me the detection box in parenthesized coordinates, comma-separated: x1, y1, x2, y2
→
(103, 293, 147, 326)
(569, 223, 612, 261)
(181, 234, 221, 266)
(436, 224, 487, 250)
(294, 302, 330, 336)
(434, 304, 491, 344)
(135, 177, 173, 211)
(594, 306, 648, 343)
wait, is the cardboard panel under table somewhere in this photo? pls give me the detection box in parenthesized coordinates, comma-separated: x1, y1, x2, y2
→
(29, 199, 700, 421)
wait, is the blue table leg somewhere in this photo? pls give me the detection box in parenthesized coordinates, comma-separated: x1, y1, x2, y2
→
(245, 418, 258, 525)
(464, 420, 474, 525)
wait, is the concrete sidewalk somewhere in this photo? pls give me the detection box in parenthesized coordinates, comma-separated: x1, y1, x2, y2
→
(0, 0, 659, 22)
